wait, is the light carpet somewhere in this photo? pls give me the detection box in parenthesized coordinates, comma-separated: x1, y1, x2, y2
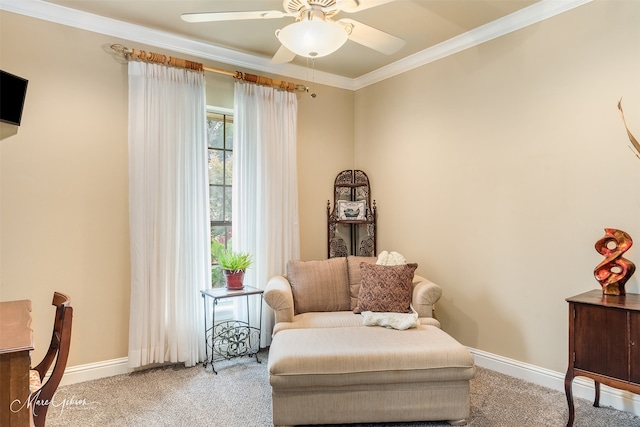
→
(43, 349, 640, 427)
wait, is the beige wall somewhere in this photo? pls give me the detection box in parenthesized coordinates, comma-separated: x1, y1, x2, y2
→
(0, 11, 352, 366)
(355, 0, 640, 373)
(1, 14, 132, 365)
(298, 86, 355, 260)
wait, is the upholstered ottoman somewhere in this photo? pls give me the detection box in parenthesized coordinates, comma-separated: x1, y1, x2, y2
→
(268, 325, 475, 426)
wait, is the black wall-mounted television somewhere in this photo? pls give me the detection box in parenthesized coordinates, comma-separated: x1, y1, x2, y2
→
(1, 70, 29, 126)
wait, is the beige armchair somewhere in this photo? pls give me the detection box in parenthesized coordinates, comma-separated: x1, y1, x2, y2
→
(264, 256, 442, 335)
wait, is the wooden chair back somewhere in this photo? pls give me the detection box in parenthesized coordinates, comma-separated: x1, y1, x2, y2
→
(30, 292, 73, 427)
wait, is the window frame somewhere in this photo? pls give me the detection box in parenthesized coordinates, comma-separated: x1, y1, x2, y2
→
(207, 106, 234, 292)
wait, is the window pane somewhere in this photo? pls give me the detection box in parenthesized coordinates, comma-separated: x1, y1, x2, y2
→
(208, 150, 224, 185)
(226, 226, 233, 253)
(211, 224, 233, 289)
(225, 151, 233, 184)
(210, 186, 224, 221)
(207, 118, 223, 149)
(225, 121, 234, 150)
(225, 187, 232, 222)
(211, 266, 225, 288)
(211, 225, 229, 258)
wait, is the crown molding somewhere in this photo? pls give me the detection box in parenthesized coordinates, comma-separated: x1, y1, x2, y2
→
(2, 0, 592, 92)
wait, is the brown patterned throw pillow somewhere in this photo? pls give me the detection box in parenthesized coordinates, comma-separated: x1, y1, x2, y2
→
(347, 256, 378, 310)
(353, 262, 418, 313)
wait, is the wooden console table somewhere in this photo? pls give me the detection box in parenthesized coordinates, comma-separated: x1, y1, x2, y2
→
(564, 290, 640, 427)
(0, 299, 34, 427)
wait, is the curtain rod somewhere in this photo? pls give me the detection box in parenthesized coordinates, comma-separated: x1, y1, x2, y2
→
(110, 44, 307, 93)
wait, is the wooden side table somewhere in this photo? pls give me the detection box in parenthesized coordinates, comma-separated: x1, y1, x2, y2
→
(0, 300, 34, 427)
(200, 286, 264, 374)
(565, 290, 640, 426)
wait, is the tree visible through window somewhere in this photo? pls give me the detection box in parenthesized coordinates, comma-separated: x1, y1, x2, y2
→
(207, 110, 233, 287)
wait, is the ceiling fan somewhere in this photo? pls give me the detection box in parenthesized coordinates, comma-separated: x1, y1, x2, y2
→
(181, 0, 406, 64)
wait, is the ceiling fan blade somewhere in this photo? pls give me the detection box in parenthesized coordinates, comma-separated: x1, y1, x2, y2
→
(340, 18, 405, 55)
(335, 0, 396, 13)
(271, 45, 297, 64)
(181, 10, 289, 23)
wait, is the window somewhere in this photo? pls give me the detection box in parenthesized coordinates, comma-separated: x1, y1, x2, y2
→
(207, 108, 233, 287)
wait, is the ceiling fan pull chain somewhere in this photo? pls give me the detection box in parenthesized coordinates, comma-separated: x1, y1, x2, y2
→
(304, 57, 316, 98)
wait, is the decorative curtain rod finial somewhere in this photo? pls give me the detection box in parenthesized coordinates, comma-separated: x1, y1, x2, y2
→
(110, 44, 132, 58)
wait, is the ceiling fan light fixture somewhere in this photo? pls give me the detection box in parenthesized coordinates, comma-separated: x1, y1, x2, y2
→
(276, 19, 349, 58)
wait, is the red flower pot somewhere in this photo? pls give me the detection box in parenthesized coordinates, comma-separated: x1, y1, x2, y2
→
(224, 270, 245, 290)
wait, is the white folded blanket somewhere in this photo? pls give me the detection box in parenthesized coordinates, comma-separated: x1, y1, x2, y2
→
(361, 308, 418, 330)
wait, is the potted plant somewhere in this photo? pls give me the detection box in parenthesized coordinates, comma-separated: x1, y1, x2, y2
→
(217, 248, 253, 290)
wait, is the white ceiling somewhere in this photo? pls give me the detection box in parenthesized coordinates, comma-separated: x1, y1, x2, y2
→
(3, 0, 592, 89)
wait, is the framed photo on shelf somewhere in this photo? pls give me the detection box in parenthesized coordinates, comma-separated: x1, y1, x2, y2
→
(337, 200, 367, 221)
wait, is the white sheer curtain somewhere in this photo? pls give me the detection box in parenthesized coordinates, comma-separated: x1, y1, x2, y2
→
(127, 61, 210, 368)
(233, 82, 300, 346)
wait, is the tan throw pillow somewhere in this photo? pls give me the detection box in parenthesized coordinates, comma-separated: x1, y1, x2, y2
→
(353, 262, 418, 314)
(347, 256, 378, 310)
(287, 258, 350, 315)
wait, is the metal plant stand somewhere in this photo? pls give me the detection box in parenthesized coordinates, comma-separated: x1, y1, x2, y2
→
(200, 286, 264, 374)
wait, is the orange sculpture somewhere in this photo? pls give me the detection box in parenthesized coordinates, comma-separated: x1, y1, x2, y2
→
(594, 228, 635, 296)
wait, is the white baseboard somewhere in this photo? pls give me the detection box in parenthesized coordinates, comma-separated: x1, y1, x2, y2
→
(469, 347, 640, 416)
(58, 357, 131, 387)
(58, 348, 640, 417)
